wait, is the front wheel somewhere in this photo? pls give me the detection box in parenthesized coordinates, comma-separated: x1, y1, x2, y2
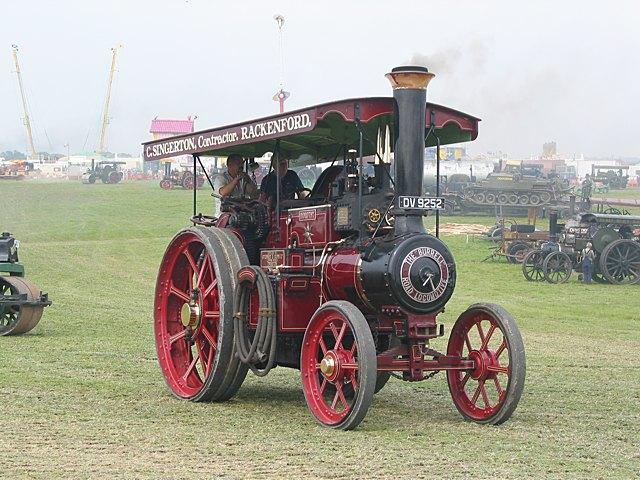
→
(447, 303, 526, 425)
(300, 301, 377, 430)
(543, 251, 573, 284)
(522, 249, 545, 282)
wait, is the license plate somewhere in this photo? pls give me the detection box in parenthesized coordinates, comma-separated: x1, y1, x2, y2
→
(397, 196, 445, 210)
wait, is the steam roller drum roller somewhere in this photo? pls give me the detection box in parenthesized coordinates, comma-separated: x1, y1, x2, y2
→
(0, 276, 46, 336)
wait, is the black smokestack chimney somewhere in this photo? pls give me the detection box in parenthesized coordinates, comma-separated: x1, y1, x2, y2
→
(549, 210, 559, 241)
(386, 66, 435, 235)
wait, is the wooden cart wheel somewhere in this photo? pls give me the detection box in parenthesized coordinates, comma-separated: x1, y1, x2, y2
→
(0, 277, 45, 336)
(301, 301, 376, 430)
(154, 226, 246, 401)
(599, 239, 640, 284)
(522, 249, 546, 282)
(543, 251, 573, 284)
(447, 303, 525, 425)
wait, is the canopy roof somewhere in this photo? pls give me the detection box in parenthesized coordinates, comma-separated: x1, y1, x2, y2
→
(581, 213, 640, 226)
(142, 97, 480, 166)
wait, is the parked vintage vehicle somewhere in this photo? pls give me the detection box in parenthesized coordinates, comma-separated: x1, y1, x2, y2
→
(142, 66, 526, 430)
(522, 212, 640, 284)
(81, 160, 125, 184)
(591, 165, 629, 190)
(159, 162, 205, 190)
(0, 232, 51, 335)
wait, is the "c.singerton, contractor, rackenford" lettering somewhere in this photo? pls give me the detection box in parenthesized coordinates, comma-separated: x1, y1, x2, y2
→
(145, 113, 312, 160)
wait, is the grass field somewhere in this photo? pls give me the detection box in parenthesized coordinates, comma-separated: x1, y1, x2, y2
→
(2, 180, 639, 479)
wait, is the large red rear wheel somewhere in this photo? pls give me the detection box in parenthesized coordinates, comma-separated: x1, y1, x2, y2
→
(154, 227, 245, 401)
(447, 303, 525, 425)
(301, 301, 376, 430)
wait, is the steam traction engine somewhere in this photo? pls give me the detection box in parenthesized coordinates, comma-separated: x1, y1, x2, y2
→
(144, 67, 526, 429)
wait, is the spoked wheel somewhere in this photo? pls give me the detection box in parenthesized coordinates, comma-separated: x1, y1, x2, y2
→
(160, 179, 173, 190)
(109, 171, 121, 184)
(447, 303, 525, 425)
(301, 301, 377, 430)
(182, 175, 195, 190)
(0, 277, 45, 336)
(506, 241, 530, 264)
(600, 239, 640, 284)
(543, 251, 573, 284)
(154, 226, 248, 401)
(522, 249, 546, 281)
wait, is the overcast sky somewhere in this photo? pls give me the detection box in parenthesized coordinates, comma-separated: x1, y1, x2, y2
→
(2, 0, 639, 158)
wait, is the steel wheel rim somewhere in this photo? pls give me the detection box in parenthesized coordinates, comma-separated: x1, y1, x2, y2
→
(523, 251, 544, 281)
(545, 252, 572, 283)
(447, 311, 512, 421)
(155, 232, 221, 398)
(603, 241, 640, 284)
(301, 308, 360, 426)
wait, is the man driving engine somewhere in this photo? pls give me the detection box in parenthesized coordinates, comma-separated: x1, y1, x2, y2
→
(259, 157, 307, 204)
(216, 154, 258, 199)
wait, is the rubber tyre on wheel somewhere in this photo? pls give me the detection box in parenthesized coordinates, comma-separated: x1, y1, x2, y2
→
(301, 300, 377, 430)
(447, 303, 526, 425)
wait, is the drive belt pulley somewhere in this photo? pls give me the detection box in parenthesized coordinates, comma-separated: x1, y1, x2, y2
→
(233, 266, 277, 377)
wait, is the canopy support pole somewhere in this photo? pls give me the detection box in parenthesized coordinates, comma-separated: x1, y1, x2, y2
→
(193, 155, 197, 217)
(355, 104, 364, 242)
(426, 112, 440, 238)
(274, 140, 281, 240)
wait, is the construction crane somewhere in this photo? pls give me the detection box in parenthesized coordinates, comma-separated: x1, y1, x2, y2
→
(98, 44, 123, 154)
(11, 45, 37, 158)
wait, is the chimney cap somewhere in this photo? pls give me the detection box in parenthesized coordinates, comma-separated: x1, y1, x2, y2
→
(386, 66, 435, 90)
(391, 65, 429, 73)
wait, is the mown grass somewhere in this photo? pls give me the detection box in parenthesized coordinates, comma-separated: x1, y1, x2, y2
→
(1, 180, 639, 479)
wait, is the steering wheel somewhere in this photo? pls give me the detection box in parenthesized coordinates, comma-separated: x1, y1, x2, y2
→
(191, 214, 218, 227)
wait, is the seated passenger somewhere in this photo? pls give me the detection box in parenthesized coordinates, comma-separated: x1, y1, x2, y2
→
(216, 154, 258, 198)
(259, 157, 307, 204)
